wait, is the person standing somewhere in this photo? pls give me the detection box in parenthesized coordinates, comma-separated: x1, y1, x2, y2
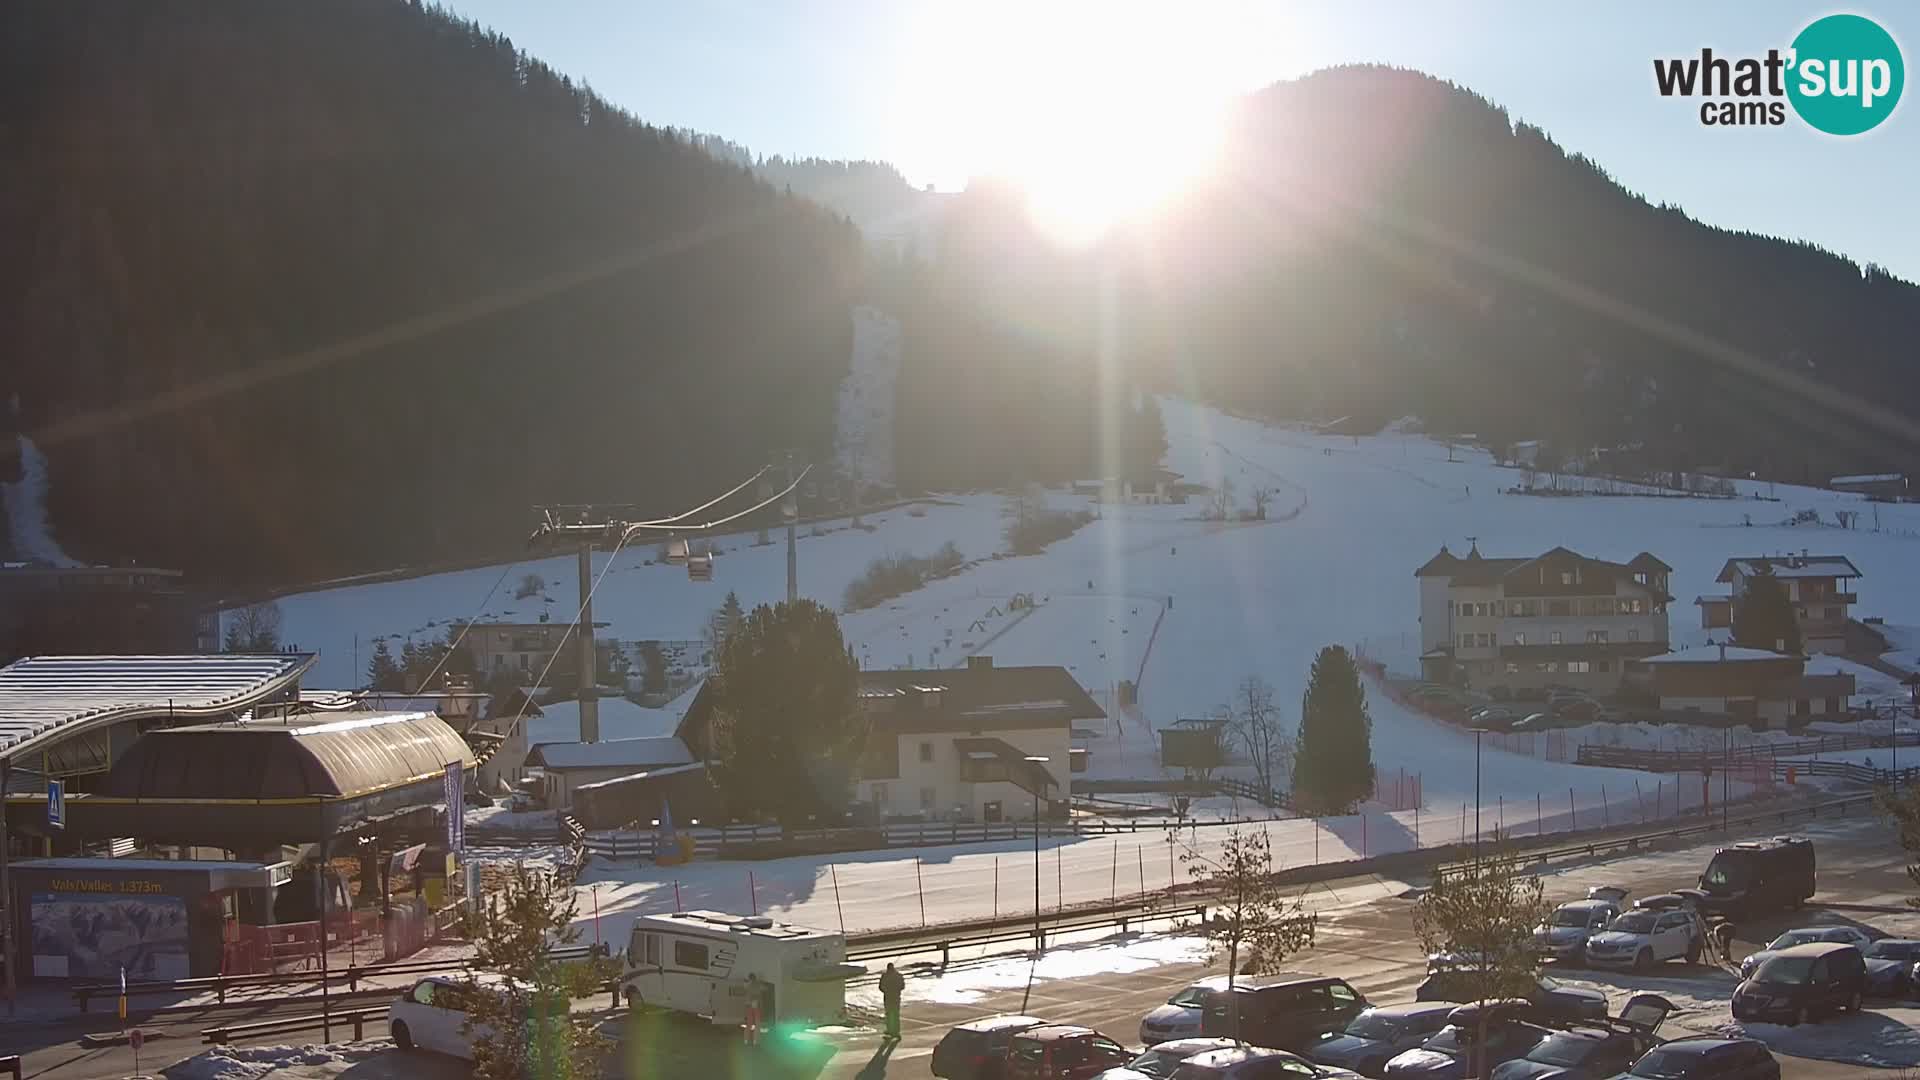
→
(879, 962, 905, 1040)
(743, 974, 763, 1047)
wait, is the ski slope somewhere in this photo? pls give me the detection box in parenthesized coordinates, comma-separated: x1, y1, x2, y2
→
(272, 395, 1920, 809)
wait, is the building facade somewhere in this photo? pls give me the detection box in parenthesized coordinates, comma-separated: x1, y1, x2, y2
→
(456, 619, 608, 681)
(1695, 555, 1861, 655)
(0, 564, 210, 665)
(1416, 545, 1672, 694)
(1624, 645, 1854, 729)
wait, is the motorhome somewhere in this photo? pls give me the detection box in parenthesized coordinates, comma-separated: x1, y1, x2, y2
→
(621, 909, 861, 1027)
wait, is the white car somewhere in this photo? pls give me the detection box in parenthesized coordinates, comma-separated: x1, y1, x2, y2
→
(1140, 976, 1231, 1045)
(1582, 909, 1702, 970)
(1096, 1037, 1242, 1079)
(1172, 1046, 1363, 1080)
(389, 975, 506, 1059)
(1739, 925, 1877, 978)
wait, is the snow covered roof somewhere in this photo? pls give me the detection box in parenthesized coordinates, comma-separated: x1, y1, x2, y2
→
(1831, 473, 1903, 485)
(1694, 595, 1731, 606)
(1638, 645, 1793, 664)
(1716, 555, 1861, 582)
(522, 695, 681, 745)
(524, 735, 694, 771)
(0, 653, 315, 759)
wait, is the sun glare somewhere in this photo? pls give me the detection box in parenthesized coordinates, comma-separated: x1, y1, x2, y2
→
(901, 2, 1266, 247)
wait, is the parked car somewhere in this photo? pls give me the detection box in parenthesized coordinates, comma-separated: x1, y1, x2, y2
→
(1171, 1046, 1364, 1080)
(389, 975, 507, 1060)
(1488, 995, 1671, 1080)
(1618, 1039, 1779, 1080)
(1533, 900, 1622, 965)
(1862, 938, 1920, 997)
(1383, 1003, 1550, 1080)
(1586, 886, 1630, 905)
(1141, 977, 1231, 1044)
(935, 1016, 1052, 1080)
(1470, 707, 1521, 729)
(1509, 713, 1554, 732)
(1731, 942, 1867, 1026)
(1416, 956, 1607, 1021)
(1300, 1003, 1458, 1078)
(1007, 1025, 1135, 1080)
(1582, 908, 1703, 970)
(1097, 1038, 1244, 1080)
(1696, 837, 1816, 917)
(1201, 973, 1368, 1051)
(1737, 925, 1876, 978)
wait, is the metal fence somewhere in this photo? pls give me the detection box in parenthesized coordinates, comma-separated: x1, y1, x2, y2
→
(581, 816, 1235, 863)
(1578, 731, 1920, 772)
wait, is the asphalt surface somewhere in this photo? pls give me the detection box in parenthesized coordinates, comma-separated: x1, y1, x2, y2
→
(7, 812, 1914, 1079)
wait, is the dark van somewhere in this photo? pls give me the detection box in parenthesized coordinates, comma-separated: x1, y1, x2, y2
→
(1731, 942, 1866, 1025)
(1202, 973, 1368, 1050)
(1698, 836, 1814, 917)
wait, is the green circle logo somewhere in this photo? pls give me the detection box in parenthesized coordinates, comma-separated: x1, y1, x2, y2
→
(1787, 14, 1904, 135)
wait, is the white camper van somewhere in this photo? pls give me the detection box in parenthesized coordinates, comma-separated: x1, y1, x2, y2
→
(622, 910, 862, 1028)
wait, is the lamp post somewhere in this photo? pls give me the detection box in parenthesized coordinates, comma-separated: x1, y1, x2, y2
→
(1470, 728, 1486, 864)
(1901, 674, 1920, 787)
(1025, 756, 1051, 947)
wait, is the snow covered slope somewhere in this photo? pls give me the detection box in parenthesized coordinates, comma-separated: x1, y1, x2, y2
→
(275, 396, 1920, 811)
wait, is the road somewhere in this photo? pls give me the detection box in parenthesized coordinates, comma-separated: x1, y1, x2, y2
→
(10, 812, 1913, 1079)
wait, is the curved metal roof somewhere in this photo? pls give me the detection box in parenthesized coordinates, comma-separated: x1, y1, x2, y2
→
(104, 711, 475, 800)
(0, 654, 315, 760)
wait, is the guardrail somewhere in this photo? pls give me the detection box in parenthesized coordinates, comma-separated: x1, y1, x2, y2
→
(203, 1005, 390, 1045)
(1577, 731, 1920, 771)
(845, 904, 1209, 967)
(1433, 791, 1878, 884)
(75, 943, 607, 1013)
(582, 816, 1245, 863)
(1, 1053, 18, 1080)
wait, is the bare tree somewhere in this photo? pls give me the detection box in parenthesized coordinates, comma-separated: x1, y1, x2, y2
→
(1210, 475, 1236, 522)
(1182, 828, 1318, 1042)
(1251, 487, 1272, 520)
(1225, 676, 1294, 800)
(222, 600, 283, 652)
(1412, 841, 1553, 1079)
(513, 573, 546, 600)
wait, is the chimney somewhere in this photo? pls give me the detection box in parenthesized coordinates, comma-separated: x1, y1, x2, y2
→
(967, 655, 993, 671)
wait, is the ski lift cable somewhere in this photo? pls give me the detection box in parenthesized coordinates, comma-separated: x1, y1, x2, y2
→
(623, 464, 774, 528)
(404, 557, 520, 696)
(498, 526, 637, 746)
(617, 464, 814, 540)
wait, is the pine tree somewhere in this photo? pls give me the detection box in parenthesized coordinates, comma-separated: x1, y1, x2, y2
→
(1295, 645, 1375, 814)
(708, 599, 861, 823)
(456, 866, 614, 1080)
(1732, 567, 1803, 655)
(367, 639, 404, 691)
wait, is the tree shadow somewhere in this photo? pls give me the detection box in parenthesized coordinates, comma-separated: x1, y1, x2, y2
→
(614, 1008, 838, 1079)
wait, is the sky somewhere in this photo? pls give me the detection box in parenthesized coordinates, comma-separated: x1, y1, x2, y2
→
(442, 0, 1917, 281)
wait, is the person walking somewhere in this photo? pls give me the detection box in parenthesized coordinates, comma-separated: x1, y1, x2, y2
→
(743, 974, 764, 1047)
(879, 962, 906, 1040)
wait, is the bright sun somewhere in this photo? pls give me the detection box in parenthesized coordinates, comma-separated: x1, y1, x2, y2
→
(901, 3, 1263, 247)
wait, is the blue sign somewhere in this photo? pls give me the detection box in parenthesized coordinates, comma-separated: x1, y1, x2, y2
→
(47, 779, 65, 830)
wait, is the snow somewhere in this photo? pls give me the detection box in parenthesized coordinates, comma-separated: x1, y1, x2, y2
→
(520, 696, 683, 747)
(847, 933, 1212, 1008)
(1639, 646, 1787, 664)
(160, 1042, 389, 1080)
(272, 394, 1920, 939)
(1, 433, 81, 566)
(528, 735, 692, 769)
(465, 805, 559, 832)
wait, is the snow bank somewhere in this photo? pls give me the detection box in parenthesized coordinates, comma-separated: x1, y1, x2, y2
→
(847, 933, 1210, 1008)
(161, 1041, 388, 1080)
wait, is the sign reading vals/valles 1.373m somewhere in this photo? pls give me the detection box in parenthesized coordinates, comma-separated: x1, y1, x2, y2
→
(444, 759, 465, 853)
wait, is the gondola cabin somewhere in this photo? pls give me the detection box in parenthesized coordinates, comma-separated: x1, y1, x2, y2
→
(665, 537, 690, 566)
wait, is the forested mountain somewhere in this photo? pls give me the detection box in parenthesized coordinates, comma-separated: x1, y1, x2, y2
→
(4, 7, 1915, 595)
(0, 0, 863, 584)
(890, 66, 1920, 493)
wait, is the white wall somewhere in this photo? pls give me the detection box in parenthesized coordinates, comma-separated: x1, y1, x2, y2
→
(855, 727, 1070, 820)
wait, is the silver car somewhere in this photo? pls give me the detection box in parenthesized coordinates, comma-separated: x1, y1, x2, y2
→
(1534, 899, 1619, 964)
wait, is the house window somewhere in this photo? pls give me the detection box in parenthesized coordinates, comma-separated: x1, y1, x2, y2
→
(1479, 662, 1496, 675)
(872, 782, 889, 807)
(1587, 630, 1609, 644)
(1793, 699, 1811, 717)
(1510, 600, 1534, 617)
(1654, 602, 1667, 615)
(1566, 661, 1591, 674)
(1477, 633, 1493, 648)
(1634, 572, 1649, 585)
(920, 786, 936, 809)
(1513, 632, 1527, 646)
(1505, 662, 1520, 674)
(1796, 607, 1808, 619)
(1560, 571, 1575, 585)
(918, 741, 934, 763)
(1628, 629, 1640, 642)
(1459, 633, 1473, 649)
(1493, 601, 1505, 616)
(1545, 661, 1561, 673)
(673, 941, 710, 970)
(1550, 631, 1563, 645)
(1826, 697, 1841, 713)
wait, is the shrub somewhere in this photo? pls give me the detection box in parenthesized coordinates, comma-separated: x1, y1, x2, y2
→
(842, 542, 965, 611)
(1005, 509, 1093, 555)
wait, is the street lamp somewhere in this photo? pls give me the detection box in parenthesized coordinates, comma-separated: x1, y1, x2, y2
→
(1022, 755, 1051, 1015)
(1901, 675, 1920, 786)
(1470, 728, 1486, 865)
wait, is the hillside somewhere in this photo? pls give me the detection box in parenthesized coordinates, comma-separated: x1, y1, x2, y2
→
(0, 0, 864, 584)
(894, 67, 1920, 495)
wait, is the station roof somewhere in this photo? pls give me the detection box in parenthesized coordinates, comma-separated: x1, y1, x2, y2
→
(104, 711, 475, 800)
(0, 654, 315, 761)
